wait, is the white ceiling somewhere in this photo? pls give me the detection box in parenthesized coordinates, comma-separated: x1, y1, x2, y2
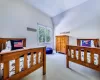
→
(24, 0, 88, 17)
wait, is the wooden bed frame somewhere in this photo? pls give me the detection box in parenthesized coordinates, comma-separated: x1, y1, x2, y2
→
(66, 39, 100, 72)
(0, 38, 46, 80)
(66, 45, 100, 71)
(77, 38, 99, 47)
(0, 38, 26, 52)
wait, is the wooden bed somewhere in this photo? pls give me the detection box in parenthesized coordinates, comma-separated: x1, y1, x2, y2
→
(0, 38, 46, 80)
(66, 39, 100, 71)
(77, 38, 99, 47)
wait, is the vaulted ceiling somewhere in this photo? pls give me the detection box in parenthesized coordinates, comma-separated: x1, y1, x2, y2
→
(24, 0, 88, 17)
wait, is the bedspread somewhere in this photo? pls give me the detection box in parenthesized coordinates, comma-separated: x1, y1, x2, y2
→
(0, 52, 41, 77)
(70, 50, 99, 65)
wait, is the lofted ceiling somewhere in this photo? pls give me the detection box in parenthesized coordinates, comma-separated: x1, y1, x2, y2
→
(24, 0, 88, 17)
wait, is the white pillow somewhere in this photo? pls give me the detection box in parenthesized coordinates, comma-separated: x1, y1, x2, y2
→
(91, 40, 95, 47)
(5, 40, 11, 50)
(80, 40, 82, 46)
(1, 41, 12, 52)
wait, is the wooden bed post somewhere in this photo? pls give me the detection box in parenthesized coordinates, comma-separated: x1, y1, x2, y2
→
(4, 62, 9, 80)
(43, 47, 46, 75)
(0, 55, 2, 79)
(66, 45, 69, 68)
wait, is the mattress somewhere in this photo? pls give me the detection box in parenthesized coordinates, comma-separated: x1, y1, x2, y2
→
(0, 52, 41, 77)
(70, 50, 99, 65)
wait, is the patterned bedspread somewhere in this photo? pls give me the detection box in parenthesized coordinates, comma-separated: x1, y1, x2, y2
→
(0, 52, 41, 77)
(70, 50, 99, 65)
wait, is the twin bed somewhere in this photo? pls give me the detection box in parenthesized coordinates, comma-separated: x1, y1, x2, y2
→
(0, 37, 99, 80)
(0, 38, 46, 80)
(66, 39, 100, 71)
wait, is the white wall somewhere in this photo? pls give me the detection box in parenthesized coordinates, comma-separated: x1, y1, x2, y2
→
(69, 20, 100, 45)
(0, 0, 54, 48)
(53, 0, 100, 47)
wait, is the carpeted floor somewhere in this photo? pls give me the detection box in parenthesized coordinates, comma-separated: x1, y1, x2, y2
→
(22, 53, 100, 80)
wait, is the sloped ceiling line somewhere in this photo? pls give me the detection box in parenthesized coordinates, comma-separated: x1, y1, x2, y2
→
(24, 0, 88, 17)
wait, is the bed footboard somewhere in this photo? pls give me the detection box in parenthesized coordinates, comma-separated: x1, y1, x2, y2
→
(0, 47, 46, 80)
(66, 45, 100, 71)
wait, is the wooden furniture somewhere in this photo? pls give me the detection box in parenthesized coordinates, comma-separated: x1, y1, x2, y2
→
(0, 38, 46, 80)
(66, 45, 100, 71)
(77, 39, 99, 47)
(0, 38, 26, 52)
(56, 35, 69, 54)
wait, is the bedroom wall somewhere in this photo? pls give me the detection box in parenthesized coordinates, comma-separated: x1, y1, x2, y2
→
(53, 0, 100, 48)
(0, 0, 54, 48)
(69, 23, 100, 45)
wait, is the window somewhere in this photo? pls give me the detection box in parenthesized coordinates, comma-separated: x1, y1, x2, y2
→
(37, 23, 51, 43)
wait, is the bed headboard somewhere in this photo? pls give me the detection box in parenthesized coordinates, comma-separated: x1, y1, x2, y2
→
(0, 38, 26, 51)
(77, 39, 99, 47)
